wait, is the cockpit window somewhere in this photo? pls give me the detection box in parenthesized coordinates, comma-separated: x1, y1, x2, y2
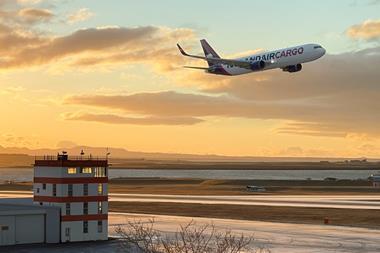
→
(314, 45, 322, 49)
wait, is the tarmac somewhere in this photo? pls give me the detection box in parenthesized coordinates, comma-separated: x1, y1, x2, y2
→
(2, 212, 380, 253)
(1, 191, 380, 209)
(1, 192, 380, 252)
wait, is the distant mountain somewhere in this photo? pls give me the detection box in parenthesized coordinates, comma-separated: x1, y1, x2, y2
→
(0, 153, 34, 167)
(0, 144, 376, 162)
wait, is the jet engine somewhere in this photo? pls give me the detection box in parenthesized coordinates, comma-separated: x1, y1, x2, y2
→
(282, 64, 302, 73)
(250, 60, 266, 71)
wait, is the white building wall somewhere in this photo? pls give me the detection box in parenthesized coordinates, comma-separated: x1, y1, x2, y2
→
(59, 201, 108, 216)
(35, 183, 107, 198)
(61, 220, 108, 242)
(102, 201, 108, 214)
(34, 166, 63, 178)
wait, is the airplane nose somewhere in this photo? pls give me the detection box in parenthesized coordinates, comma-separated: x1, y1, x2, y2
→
(321, 47, 326, 55)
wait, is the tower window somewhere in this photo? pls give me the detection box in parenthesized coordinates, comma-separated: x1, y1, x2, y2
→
(97, 202, 102, 214)
(97, 220, 103, 233)
(68, 184, 73, 197)
(83, 202, 88, 215)
(81, 167, 92, 174)
(42, 183, 46, 190)
(52, 184, 56, 196)
(95, 167, 107, 177)
(66, 203, 71, 215)
(83, 221, 88, 233)
(67, 167, 77, 174)
(83, 184, 88, 196)
(98, 183, 103, 195)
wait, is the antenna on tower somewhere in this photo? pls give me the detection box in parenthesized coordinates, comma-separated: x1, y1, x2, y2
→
(58, 150, 68, 161)
(106, 147, 111, 160)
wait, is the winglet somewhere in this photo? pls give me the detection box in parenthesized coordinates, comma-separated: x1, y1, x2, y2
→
(177, 43, 189, 56)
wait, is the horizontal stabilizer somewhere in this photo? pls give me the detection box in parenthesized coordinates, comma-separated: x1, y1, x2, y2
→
(183, 66, 209, 70)
(177, 44, 190, 56)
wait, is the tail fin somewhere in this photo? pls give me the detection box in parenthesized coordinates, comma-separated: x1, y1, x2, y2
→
(200, 39, 220, 66)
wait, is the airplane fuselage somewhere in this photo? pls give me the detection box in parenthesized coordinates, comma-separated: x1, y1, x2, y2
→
(209, 44, 325, 76)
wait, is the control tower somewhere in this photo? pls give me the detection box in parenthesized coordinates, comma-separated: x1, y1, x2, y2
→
(33, 152, 108, 242)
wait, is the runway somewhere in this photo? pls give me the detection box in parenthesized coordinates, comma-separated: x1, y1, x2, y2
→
(109, 193, 380, 209)
(1, 191, 380, 209)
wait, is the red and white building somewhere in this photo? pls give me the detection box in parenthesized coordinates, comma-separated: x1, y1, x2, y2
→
(33, 153, 108, 242)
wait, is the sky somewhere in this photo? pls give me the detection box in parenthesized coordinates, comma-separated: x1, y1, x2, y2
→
(0, 0, 380, 157)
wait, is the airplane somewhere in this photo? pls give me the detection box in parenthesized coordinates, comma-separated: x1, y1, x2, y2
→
(177, 39, 326, 76)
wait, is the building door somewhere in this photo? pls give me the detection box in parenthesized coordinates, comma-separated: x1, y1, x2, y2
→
(15, 215, 44, 244)
(65, 227, 71, 242)
(0, 225, 13, 246)
(0, 216, 15, 246)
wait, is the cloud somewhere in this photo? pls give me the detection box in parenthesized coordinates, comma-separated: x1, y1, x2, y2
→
(346, 19, 380, 40)
(63, 112, 203, 126)
(18, 8, 54, 22)
(56, 140, 77, 149)
(17, 0, 43, 5)
(368, 0, 380, 5)
(276, 122, 348, 138)
(67, 8, 94, 24)
(64, 91, 314, 119)
(0, 2, 195, 72)
(0, 24, 194, 71)
(281, 146, 304, 156)
(0, 1, 55, 25)
(62, 91, 331, 129)
(0, 133, 40, 147)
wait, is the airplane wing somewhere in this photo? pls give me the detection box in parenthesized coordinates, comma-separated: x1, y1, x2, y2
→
(177, 44, 252, 69)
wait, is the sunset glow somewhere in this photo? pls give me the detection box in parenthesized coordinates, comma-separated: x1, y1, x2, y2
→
(1, 0, 380, 158)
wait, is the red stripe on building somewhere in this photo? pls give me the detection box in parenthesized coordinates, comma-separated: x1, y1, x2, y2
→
(34, 160, 108, 167)
(34, 177, 108, 184)
(61, 214, 108, 221)
(34, 196, 108, 202)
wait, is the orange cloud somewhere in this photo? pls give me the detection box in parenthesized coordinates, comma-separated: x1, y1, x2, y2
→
(17, 0, 43, 5)
(0, 24, 194, 71)
(67, 8, 94, 24)
(0, 2, 197, 72)
(18, 8, 54, 22)
(346, 19, 380, 40)
(63, 112, 203, 126)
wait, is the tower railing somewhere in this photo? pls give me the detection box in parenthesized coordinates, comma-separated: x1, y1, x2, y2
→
(35, 155, 109, 161)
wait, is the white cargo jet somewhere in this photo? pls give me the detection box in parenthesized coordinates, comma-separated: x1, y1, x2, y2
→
(177, 39, 325, 75)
